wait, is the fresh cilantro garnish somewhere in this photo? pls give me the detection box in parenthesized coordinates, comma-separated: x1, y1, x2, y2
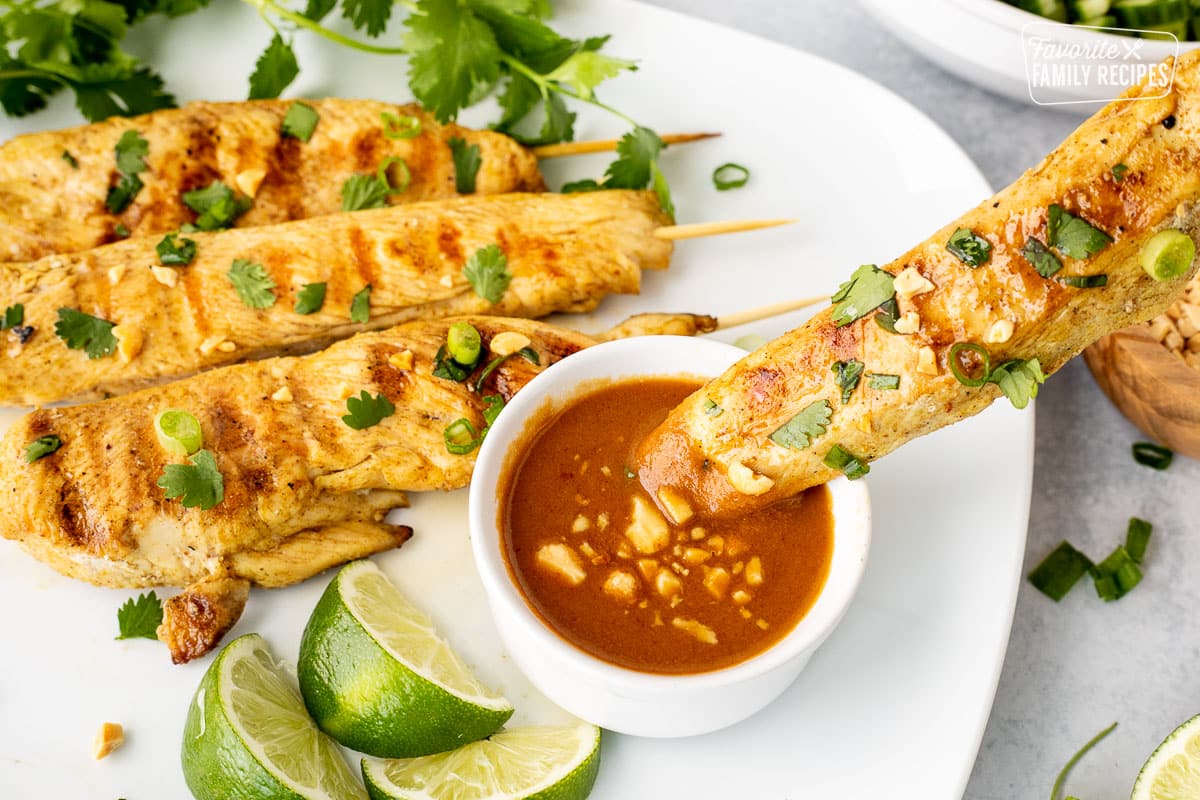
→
(946, 228, 992, 268)
(342, 157, 409, 211)
(1020, 237, 1062, 278)
(874, 297, 900, 333)
(281, 100, 319, 141)
(463, 244, 511, 304)
(606, 127, 662, 189)
(294, 282, 326, 314)
(768, 400, 832, 450)
(831, 360, 864, 404)
(343, 390, 395, 430)
(433, 345, 474, 382)
(114, 222, 131, 238)
(54, 308, 117, 358)
(1046, 204, 1112, 259)
(831, 264, 895, 327)
(988, 358, 1046, 410)
(248, 34, 299, 100)
(228, 259, 276, 309)
(650, 160, 673, 220)
(183, 182, 253, 231)
(1, 303, 23, 330)
(115, 591, 163, 640)
(157, 449, 224, 510)
(448, 137, 481, 193)
(561, 178, 602, 193)
(24, 434, 61, 463)
(350, 284, 371, 323)
(156, 233, 196, 266)
(61, 150, 78, 169)
(1112, 163, 1129, 182)
(106, 130, 149, 213)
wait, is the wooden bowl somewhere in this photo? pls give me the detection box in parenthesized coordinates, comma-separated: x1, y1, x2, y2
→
(1084, 325, 1200, 458)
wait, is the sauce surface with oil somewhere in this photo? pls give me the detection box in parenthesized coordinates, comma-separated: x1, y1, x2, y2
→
(499, 377, 834, 674)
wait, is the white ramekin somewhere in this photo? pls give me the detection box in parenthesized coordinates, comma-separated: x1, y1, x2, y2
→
(468, 336, 871, 738)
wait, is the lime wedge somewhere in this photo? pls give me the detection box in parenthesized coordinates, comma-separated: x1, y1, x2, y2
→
(181, 633, 366, 800)
(361, 722, 601, 800)
(1139, 230, 1196, 282)
(1132, 712, 1200, 800)
(155, 409, 203, 457)
(298, 560, 513, 758)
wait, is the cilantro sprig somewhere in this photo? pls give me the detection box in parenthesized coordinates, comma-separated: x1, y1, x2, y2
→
(157, 449, 224, 510)
(463, 244, 512, 304)
(768, 400, 832, 450)
(343, 390, 394, 430)
(55, 307, 117, 359)
(116, 591, 164, 640)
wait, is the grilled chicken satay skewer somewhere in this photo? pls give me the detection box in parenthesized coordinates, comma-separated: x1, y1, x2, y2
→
(0, 301, 809, 664)
(0, 191, 790, 406)
(0, 97, 714, 262)
(637, 51, 1200, 519)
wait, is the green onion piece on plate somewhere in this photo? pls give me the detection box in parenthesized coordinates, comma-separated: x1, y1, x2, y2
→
(712, 163, 749, 191)
(1028, 541, 1092, 601)
(1126, 517, 1152, 563)
(1132, 441, 1173, 470)
(443, 418, 480, 455)
(1090, 545, 1142, 601)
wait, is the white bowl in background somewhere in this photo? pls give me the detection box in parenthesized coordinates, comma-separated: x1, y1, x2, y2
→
(468, 336, 872, 738)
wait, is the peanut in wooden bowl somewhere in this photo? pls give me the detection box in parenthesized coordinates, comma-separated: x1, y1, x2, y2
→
(1084, 325, 1200, 459)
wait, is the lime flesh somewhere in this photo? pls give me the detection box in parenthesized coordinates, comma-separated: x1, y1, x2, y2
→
(1133, 713, 1200, 800)
(361, 722, 601, 800)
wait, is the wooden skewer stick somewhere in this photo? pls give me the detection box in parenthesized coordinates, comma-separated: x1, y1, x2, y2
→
(532, 132, 721, 158)
(654, 218, 796, 241)
(714, 296, 827, 330)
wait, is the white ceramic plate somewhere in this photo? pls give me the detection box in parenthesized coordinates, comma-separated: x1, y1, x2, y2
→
(861, 0, 1195, 109)
(0, 2, 1031, 798)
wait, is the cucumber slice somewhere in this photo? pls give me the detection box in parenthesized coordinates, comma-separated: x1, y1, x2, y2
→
(1080, 13, 1120, 24)
(1017, 0, 1070, 21)
(1072, 0, 1112, 20)
(1114, 0, 1189, 27)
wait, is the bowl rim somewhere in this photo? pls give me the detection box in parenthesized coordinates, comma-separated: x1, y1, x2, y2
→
(947, 0, 1189, 53)
(468, 335, 872, 694)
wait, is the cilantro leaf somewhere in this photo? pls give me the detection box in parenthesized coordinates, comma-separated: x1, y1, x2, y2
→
(342, 173, 389, 211)
(433, 345, 473, 381)
(25, 435, 61, 463)
(650, 160, 674, 220)
(350, 284, 372, 323)
(1021, 237, 1062, 278)
(463, 244, 511, 304)
(544, 50, 636, 101)
(115, 591, 163, 640)
(604, 126, 662, 189)
(2, 304, 24, 330)
(105, 130, 149, 213)
(448, 137, 481, 193)
(342, 0, 392, 36)
(831, 360, 864, 404)
(342, 390, 395, 430)
(157, 449, 224, 510)
(106, 173, 143, 214)
(182, 181, 253, 230)
(769, 400, 833, 450)
(248, 34, 299, 100)
(989, 358, 1046, 410)
(831, 264, 895, 327)
(303, 0, 336, 21)
(72, 67, 174, 122)
(282, 101, 319, 141)
(62, 150, 79, 168)
(404, 0, 503, 121)
(1046, 204, 1112, 260)
(946, 227, 992, 268)
(560, 178, 602, 193)
(294, 282, 326, 315)
(54, 308, 118, 358)
(155, 232, 196, 265)
(227, 259, 276, 309)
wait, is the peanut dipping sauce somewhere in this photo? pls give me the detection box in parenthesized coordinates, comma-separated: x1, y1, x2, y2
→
(498, 377, 834, 675)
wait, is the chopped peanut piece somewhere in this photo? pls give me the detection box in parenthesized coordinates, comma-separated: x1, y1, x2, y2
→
(756, 619, 770, 631)
(732, 589, 752, 605)
(702, 566, 730, 599)
(602, 570, 638, 605)
(388, 350, 414, 371)
(107, 265, 125, 285)
(745, 556, 764, 587)
(917, 346, 939, 375)
(113, 325, 143, 364)
(690, 527, 707, 541)
(596, 512, 610, 531)
(705, 536, 725, 556)
(682, 547, 711, 566)
(579, 541, 598, 560)
(732, 561, 744, 575)
(654, 567, 682, 599)
(636, 559, 659, 582)
(439, 273, 454, 288)
(234, 167, 267, 198)
(600, 465, 612, 478)
(198, 334, 225, 356)
(656, 486, 694, 525)
(739, 608, 753, 620)
(726, 459, 774, 496)
(614, 539, 633, 560)
(985, 319, 1014, 344)
(894, 267, 935, 297)
(571, 514, 591, 534)
(624, 495, 670, 554)
(893, 311, 921, 335)
(217, 341, 237, 353)
(671, 617, 717, 645)
(535, 543, 586, 587)
(271, 386, 293, 403)
(150, 265, 179, 288)
(93, 722, 124, 760)
(490, 331, 532, 357)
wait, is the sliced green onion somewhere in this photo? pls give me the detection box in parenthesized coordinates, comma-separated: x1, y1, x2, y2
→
(1126, 517, 1152, 563)
(1021, 236, 1063, 278)
(734, 333, 767, 351)
(24, 434, 62, 464)
(1058, 274, 1108, 288)
(703, 398, 723, 416)
(377, 156, 411, 194)
(867, 373, 900, 390)
(712, 163, 749, 191)
(381, 111, 422, 139)
(1028, 541, 1093, 601)
(154, 409, 203, 457)
(1051, 722, 1118, 800)
(831, 359, 864, 404)
(61, 150, 79, 169)
(1090, 545, 1142, 601)
(823, 444, 870, 480)
(443, 418, 480, 455)
(432, 345, 472, 382)
(446, 322, 482, 366)
(874, 297, 900, 333)
(948, 342, 992, 388)
(1092, 573, 1118, 601)
(1138, 229, 1195, 281)
(946, 227, 992, 268)
(1132, 441, 1173, 470)
(516, 346, 540, 365)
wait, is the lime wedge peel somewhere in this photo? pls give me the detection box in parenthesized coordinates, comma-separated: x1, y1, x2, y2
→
(361, 722, 601, 800)
(182, 633, 366, 800)
(1132, 712, 1200, 800)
